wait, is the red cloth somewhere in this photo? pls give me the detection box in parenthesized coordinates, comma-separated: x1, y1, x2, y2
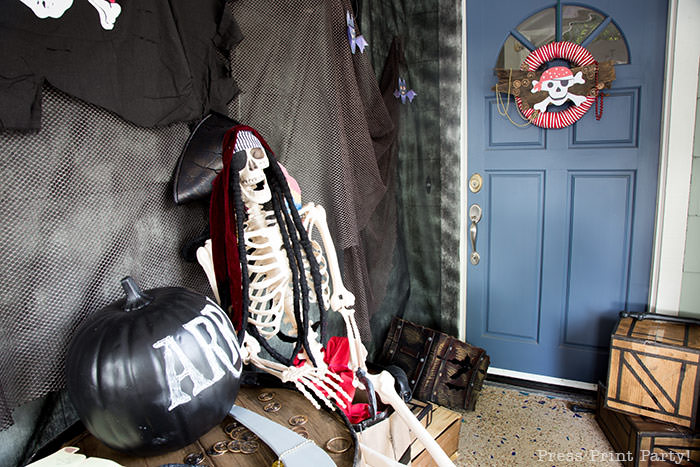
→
(295, 336, 370, 424)
(209, 124, 275, 330)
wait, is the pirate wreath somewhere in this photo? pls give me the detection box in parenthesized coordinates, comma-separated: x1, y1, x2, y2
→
(494, 41, 615, 129)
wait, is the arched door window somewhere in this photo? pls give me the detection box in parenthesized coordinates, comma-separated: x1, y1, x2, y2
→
(496, 4, 629, 69)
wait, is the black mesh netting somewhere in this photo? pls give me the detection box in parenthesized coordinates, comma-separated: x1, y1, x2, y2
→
(227, 0, 397, 343)
(0, 0, 402, 434)
(0, 87, 211, 429)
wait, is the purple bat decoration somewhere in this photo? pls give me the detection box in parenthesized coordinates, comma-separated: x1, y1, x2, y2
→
(346, 10, 368, 54)
(394, 77, 417, 103)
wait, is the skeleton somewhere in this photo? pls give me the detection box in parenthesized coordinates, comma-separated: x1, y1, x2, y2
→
(197, 128, 455, 466)
(532, 66, 586, 113)
(20, 0, 121, 30)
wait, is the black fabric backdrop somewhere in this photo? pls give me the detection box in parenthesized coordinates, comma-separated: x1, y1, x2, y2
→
(0, 1, 463, 464)
(0, 0, 241, 130)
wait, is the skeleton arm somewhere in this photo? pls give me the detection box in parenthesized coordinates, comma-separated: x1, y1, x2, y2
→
(300, 202, 368, 374)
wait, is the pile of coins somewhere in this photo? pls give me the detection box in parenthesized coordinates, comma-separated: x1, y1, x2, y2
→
(218, 420, 260, 455)
(288, 414, 309, 439)
(182, 420, 260, 465)
(182, 390, 352, 464)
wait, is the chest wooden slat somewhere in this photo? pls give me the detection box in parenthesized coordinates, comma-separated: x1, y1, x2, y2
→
(605, 317, 700, 430)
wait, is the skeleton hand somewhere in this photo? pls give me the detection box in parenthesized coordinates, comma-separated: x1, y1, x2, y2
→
(280, 362, 353, 411)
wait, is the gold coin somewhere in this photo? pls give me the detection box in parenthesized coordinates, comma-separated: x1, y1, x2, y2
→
(257, 391, 276, 402)
(213, 441, 229, 453)
(229, 426, 248, 438)
(227, 439, 241, 453)
(224, 421, 242, 434)
(184, 452, 204, 464)
(288, 415, 308, 426)
(263, 401, 281, 413)
(292, 426, 309, 439)
(241, 440, 259, 454)
(206, 446, 225, 457)
(513, 80, 521, 88)
(239, 431, 258, 442)
(325, 436, 352, 454)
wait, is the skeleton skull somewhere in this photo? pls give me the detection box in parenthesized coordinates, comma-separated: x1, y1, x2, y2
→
(237, 136, 271, 205)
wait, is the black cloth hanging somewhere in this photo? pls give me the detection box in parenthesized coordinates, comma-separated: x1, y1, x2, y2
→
(0, 0, 242, 130)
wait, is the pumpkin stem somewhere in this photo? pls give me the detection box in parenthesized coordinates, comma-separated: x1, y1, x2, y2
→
(121, 276, 153, 312)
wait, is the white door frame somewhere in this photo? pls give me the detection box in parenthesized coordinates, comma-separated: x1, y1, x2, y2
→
(458, 0, 700, 386)
(649, 0, 700, 315)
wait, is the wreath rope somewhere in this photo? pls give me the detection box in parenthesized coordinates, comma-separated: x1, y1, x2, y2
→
(515, 41, 598, 129)
(495, 68, 538, 128)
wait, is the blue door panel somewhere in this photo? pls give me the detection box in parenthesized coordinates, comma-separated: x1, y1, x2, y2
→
(571, 88, 640, 147)
(487, 98, 546, 148)
(466, 0, 667, 382)
(486, 172, 544, 341)
(564, 172, 634, 349)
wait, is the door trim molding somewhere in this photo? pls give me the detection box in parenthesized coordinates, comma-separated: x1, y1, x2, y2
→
(458, 0, 468, 341)
(649, 0, 700, 315)
(487, 367, 598, 391)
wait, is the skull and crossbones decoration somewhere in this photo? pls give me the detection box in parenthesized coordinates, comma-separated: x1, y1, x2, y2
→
(20, 0, 122, 30)
(531, 66, 587, 113)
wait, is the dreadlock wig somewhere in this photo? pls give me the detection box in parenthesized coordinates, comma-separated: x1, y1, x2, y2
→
(209, 125, 328, 367)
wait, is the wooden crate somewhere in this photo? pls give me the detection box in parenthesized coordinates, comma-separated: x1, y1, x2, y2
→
(64, 386, 355, 466)
(408, 400, 462, 466)
(605, 315, 700, 429)
(597, 384, 700, 466)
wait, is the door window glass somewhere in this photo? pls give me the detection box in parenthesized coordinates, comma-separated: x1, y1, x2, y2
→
(499, 4, 629, 66)
(561, 6, 604, 44)
(586, 22, 629, 64)
(516, 7, 555, 48)
(496, 35, 530, 69)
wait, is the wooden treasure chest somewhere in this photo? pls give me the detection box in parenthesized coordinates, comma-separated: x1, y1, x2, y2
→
(597, 384, 700, 467)
(605, 312, 700, 430)
(379, 316, 489, 411)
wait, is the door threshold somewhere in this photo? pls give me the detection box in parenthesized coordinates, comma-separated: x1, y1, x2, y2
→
(487, 367, 598, 399)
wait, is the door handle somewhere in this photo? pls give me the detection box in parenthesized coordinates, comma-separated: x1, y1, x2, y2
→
(469, 204, 482, 265)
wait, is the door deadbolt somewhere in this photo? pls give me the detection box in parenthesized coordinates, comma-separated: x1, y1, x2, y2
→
(469, 173, 483, 193)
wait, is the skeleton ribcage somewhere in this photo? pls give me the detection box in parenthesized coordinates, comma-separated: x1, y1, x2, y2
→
(245, 224, 291, 339)
(244, 211, 331, 339)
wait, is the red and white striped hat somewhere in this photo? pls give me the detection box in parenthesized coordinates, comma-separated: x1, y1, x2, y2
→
(532, 66, 574, 92)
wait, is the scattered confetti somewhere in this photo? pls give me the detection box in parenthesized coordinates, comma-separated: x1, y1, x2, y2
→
(455, 383, 619, 466)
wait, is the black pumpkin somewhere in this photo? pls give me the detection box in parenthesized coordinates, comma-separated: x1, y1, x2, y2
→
(66, 277, 242, 456)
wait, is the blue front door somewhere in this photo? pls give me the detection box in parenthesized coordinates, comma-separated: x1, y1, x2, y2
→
(466, 0, 668, 383)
